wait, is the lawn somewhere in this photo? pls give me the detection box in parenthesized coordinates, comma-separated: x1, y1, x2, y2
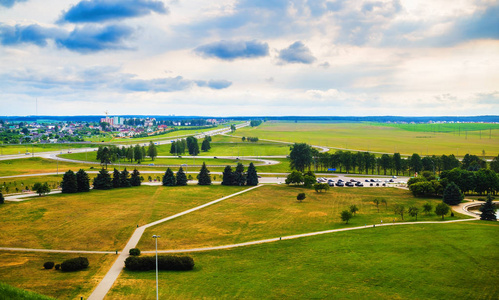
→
(137, 185, 470, 250)
(0, 143, 101, 155)
(0, 185, 245, 251)
(0, 157, 97, 177)
(235, 122, 499, 157)
(0, 252, 114, 300)
(108, 221, 499, 299)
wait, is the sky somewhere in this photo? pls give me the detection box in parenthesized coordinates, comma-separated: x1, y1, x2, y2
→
(0, 0, 498, 117)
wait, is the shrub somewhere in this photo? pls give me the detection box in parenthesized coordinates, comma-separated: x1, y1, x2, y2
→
(129, 248, 141, 256)
(297, 193, 306, 202)
(43, 262, 54, 269)
(124, 255, 194, 271)
(55, 264, 60, 270)
(61, 257, 89, 272)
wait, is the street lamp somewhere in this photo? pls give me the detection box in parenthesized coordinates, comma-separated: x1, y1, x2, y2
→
(152, 235, 161, 300)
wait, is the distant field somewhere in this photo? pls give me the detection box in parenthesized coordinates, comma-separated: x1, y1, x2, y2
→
(137, 185, 469, 250)
(236, 122, 499, 156)
(377, 122, 499, 133)
(0, 157, 96, 177)
(0, 143, 100, 156)
(109, 222, 499, 299)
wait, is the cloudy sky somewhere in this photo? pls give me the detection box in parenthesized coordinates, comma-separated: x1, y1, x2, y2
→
(0, 0, 498, 116)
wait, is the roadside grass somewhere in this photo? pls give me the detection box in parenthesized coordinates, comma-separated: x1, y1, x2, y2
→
(137, 185, 470, 250)
(0, 185, 245, 251)
(109, 221, 499, 299)
(0, 158, 97, 177)
(0, 281, 55, 300)
(235, 122, 499, 156)
(0, 143, 101, 156)
(0, 252, 114, 300)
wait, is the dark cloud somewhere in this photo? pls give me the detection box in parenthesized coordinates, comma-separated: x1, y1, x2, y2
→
(0, 0, 27, 8)
(60, 0, 168, 23)
(0, 23, 57, 46)
(56, 25, 134, 53)
(195, 40, 269, 60)
(278, 41, 316, 64)
(453, 4, 499, 42)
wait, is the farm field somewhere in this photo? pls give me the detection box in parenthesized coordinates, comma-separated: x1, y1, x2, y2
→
(0, 185, 245, 251)
(137, 185, 469, 250)
(109, 222, 498, 299)
(236, 122, 499, 157)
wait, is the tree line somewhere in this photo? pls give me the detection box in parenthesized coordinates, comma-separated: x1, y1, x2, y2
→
(60, 168, 141, 193)
(241, 137, 259, 142)
(97, 141, 157, 167)
(250, 120, 262, 127)
(170, 136, 212, 156)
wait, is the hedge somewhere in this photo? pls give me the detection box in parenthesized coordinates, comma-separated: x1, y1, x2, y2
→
(129, 248, 141, 256)
(124, 255, 194, 271)
(60, 257, 89, 272)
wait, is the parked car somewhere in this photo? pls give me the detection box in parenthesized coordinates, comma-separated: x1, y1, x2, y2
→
(370, 179, 375, 182)
(336, 182, 344, 187)
(346, 182, 354, 187)
(389, 179, 394, 182)
(350, 179, 356, 182)
(328, 181, 335, 186)
(370, 183, 374, 186)
(382, 183, 386, 186)
(365, 179, 370, 182)
(355, 182, 364, 187)
(376, 183, 380, 186)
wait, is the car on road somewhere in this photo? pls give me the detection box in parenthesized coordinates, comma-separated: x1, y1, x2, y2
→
(148, 163, 155, 166)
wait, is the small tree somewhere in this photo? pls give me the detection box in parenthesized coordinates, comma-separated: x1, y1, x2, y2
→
(93, 169, 113, 190)
(33, 182, 50, 196)
(201, 138, 211, 152)
(112, 168, 121, 188)
(197, 162, 211, 185)
(443, 182, 464, 205)
(341, 210, 353, 224)
(61, 170, 77, 193)
(480, 193, 497, 221)
(233, 163, 246, 186)
(349, 205, 359, 216)
(408, 206, 419, 220)
(285, 171, 304, 185)
(314, 183, 329, 193)
(246, 162, 259, 186)
(221, 166, 233, 186)
(162, 168, 176, 186)
(435, 202, 450, 220)
(76, 169, 90, 192)
(148, 141, 158, 161)
(0, 192, 4, 204)
(422, 202, 433, 215)
(176, 167, 187, 186)
(130, 169, 141, 186)
(394, 204, 405, 220)
(297, 193, 306, 202)
(120, 168, 131, 188)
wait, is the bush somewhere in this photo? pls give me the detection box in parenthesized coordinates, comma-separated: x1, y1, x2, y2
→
(129, 248, 141, 256)
(60, 257, 89, 272)
(55, 264, 60, 270)
(43, 262, 54, 269)
(297, 193, 306, 202)
(124, 255, 194, 271)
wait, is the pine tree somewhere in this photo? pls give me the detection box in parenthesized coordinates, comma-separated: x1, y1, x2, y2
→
(197, 162, 211, 185)
(162, 168, 176, 186)
(134, 144, 143, 163)
(120, 168, 131, 187)
(148, 141, 158, 160)
(76, 169, 90, 192)
(443, 182, 464, 205)
(201, 139, 211, 152)
(170, 141, 177, 155)
(233, 163, 246, 186)
(93, 169, 113, 190)
(222, 166, 233, 185)
(176, 167, 187, 186)
(130, 169, 141, 186)
(480, 193, 497, 221)
(61, 170, 78, 193)
(112, 168, 121, 188)
(246, 162, 259, 186)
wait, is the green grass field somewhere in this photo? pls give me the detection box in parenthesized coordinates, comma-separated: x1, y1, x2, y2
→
(0, 143, 101, 156)
(0, 185, 245, 251)
(236, 122, 499, 157)
(0, 282, 55, 300)
(109, 221, 499, 299)
(0, 157, 97, 177)
(137, 185, 469, 250)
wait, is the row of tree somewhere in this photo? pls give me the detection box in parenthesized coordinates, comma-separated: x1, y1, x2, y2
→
(162, 167, 188, 186)
(61, 169, 90, 193)
(170, 136, 208, 156)
(241, 137, 259, 142)
(93, 168, 141, 190)
(250, 120, 262, 127)
(222, 163, 259, 186)
(97, 142, 158, 167)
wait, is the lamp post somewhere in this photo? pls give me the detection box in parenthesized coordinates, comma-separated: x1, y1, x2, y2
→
(152, 235, 161, 300)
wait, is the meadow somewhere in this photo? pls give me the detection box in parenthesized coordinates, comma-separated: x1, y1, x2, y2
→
(0, 143, 101, 156)
(109, 222, 498, 299)
(137, 185, 469, 250)
(236, 122, 499, 157)
(0, 157, 96, 177)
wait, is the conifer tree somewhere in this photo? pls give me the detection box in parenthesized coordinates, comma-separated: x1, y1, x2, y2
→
(162, 168, 176, 186)
(93, 169, 113, 190)
(246, 162, 259, 186)
(112, 168, 121, 188)
(201, 138, 211, 152)
(222, 166, 233, 185)
(480, 193, 497, 221)
(443, 182, 464, 205)
(76, 169, 90, 192)
(176, 167, 187, 186)
(148, 141, 158, 160)
(197, 162, 211, 185)
(130, 169, 141, 186)
(170, 141, 177, 155)
(61, 170, 78, 193)
(120, 168, 131, 187)
(233, 163, 246, 186)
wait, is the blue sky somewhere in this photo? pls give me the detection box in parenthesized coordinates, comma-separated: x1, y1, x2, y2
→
(0, 0, 498, 116)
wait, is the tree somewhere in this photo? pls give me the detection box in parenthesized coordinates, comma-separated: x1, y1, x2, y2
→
(246, 162, 259, 186)
(408, 206, 419, 220)
(443, 182, 464, 205)
(394, 204, 405, 220)
(435, 202, 450, 220)
(422, 202, 433, 215)
(285, 171, 304, 185)
(112, 168, 121, 188)
(99, 146, 111, 169)
(134, 144, 143, 163)
(76, 169, 90, 192)
(201, 138, 211, 152)
(490, 155, 499, 173)
(381, 199, 387, 210)
(33, 182, 50, 196)
(393, 152, 402, 176)
(162, 168, 176, 186)
(0, 192, 4, 204)
(341, 210, 353, 224)
(303, 174, 316, 188)
(186, 136, 199, 156)
(126, 146, 134, 162)
(93, 169, 113, 190)
(61, 170, 77, 193)
(197, 162, 211, 185)
(373, 198, 380, 212)
(230, 124, 236, 132)
(349, 205, 359, 216)
(380, 154, 392, 175)
(289, 143, 313, 172)
(176, 167, 187, 186)
(233, 163, 246, 186)
(242, 136, 246, 142)
(120, 168, 131, 187)
(130, 169, 141, 186)
(480, 193, 497, 221)
(314, 183, 329, 192)
(221, 166, 233, 186)
(297, 193, 306, 202)
(170, 141, 177, 155)
(148, 141, 158, 161)
(409, 153, 422, 174)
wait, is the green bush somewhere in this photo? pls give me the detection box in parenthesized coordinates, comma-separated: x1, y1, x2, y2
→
(129, 248, 141, 256)
(55, 264, 60, 270)
(43, 262, 54, 269)
(124, 255, 194, 271)
(61, 257, 89, 272)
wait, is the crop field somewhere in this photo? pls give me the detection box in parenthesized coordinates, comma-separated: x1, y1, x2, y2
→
(137, 185, 469, 250)
(109, 222, 499, 299)
(0, 185, 245, 251)
(236, 122, 499, 157)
